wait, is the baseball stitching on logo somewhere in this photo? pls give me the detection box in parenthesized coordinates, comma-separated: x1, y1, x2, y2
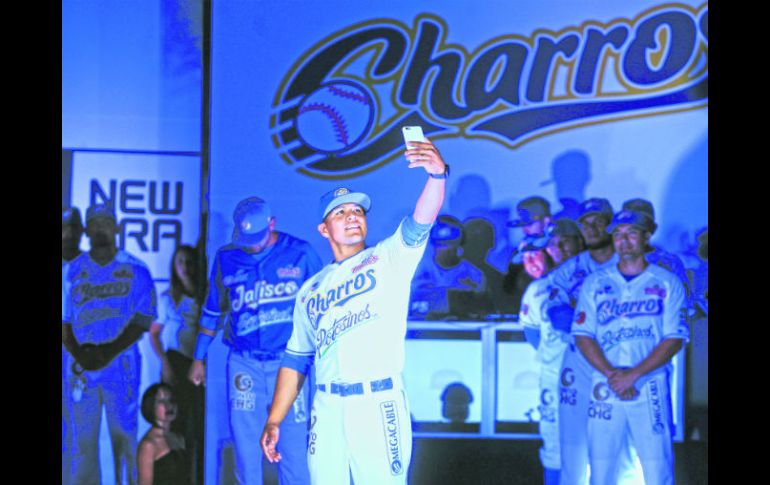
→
(326, 84, 371, 106)
(298, 103, 350, 146)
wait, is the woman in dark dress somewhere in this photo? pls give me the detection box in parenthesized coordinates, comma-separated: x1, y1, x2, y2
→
(137, 383, 190, 485)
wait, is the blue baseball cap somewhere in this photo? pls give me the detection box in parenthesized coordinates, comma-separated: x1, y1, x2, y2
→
(622, 198, 658, 233)
(577, 198, 614, 222)
(232, 197, 273, 247)
(62, 207, 83, 228)
(607, 209, 656, 234)
(511, 234, 550, 263)
(507, 196, 551, 227)
(319, 187, 371, 222)
(430, 215, 463, 243)
(86, 203, 117, 224)
(546, 218, 581, 238)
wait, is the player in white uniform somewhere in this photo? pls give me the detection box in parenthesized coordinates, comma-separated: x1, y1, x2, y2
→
(260, 138, 448, 484)
(572, 209, 689, 485)
(518, 220, 584, 485)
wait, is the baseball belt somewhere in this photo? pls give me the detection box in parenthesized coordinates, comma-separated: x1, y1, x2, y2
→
(317, 377, 394, 397)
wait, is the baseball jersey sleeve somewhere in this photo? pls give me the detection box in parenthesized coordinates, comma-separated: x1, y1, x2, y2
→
(282, 280, 318, 376)
(662, 274, 690, 342)
(519, 282, 540, 331)
(128, 265, 158, 330)
(62, 265, 73, 324)
(200, 251, 226, 331)
(570, 274, 597, 339)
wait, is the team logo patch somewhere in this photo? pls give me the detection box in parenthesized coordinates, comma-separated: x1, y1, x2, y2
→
(644, 285, 667, 298)
(234, 372, 253, 392)
(575, 311, 586, 324)
(351, 255, 379, 273)
(380, 400, 404, 476)
(277, 265, 302, 278)
(112, 268, 132, 279)
(231, 372, 256, 411)
(334, 187, 350, 197)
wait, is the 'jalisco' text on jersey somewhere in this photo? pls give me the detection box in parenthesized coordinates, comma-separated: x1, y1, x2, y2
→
(202, 233, 323, 353)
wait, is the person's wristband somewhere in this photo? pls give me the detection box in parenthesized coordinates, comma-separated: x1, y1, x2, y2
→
(193, 333, 214, 361)
(429, 163, 450, 179)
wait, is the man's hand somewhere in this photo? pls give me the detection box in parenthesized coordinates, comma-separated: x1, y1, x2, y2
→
(260, 423, 282, 463)
(188, 360, 206, 386)
(607, 367, 640, 397)
(404, 139, 446, 176)
(75, 343, 111, 371)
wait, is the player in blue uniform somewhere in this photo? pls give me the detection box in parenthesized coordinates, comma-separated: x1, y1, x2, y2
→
(62, 207, 85, 485)
(62, 204, 158, 485)
(260, 138, 448, 484)
(573, 209, 689, 485)
(188, 196, 323, 485)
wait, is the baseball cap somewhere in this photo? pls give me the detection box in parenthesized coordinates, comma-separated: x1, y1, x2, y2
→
(622, 198, 658, 233)
(430, 215, 463, 243)
(507, 196, 551, 227)
(606, 209, 656, 234)
(511, 233, 550, 263)
(546, 218, 581, 238)
(319, 187, 371, 222)
(232, 197, 273, 247)
(577, 198, 613, 222)
(62, 207, 83, 228)
(86, 203, 117, 224)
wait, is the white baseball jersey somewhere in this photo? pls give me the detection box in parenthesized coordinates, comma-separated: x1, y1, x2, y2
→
(519, 274, 570, 471)
(519, 275, 570, 369)
(286, 220, 427, 384)
(571, 263, 689, 379)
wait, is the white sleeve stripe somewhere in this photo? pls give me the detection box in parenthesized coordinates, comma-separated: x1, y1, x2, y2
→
(285, 348, 314, 356)
(202, 308, 221, 317)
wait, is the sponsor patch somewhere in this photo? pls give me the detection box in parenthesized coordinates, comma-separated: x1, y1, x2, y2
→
(380, 400, 404, 476)
(575, 311, 586, 324)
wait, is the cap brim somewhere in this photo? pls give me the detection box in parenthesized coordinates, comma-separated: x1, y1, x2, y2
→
(233, 226, 270, 247)
(321, 193, 371, 221)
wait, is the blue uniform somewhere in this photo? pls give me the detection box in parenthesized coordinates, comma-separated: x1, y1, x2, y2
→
(201, 232, 322, 485)
(62, 250, 157, 485)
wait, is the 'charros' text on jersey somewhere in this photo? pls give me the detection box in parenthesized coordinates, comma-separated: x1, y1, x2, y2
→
(596, 298, 663, 326)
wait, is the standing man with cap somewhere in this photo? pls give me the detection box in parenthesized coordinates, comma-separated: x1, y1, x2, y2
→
(573, 209, 689, 485)
(62, 206, 84, 485)
(517, 220, 583, 485)
(621, 198, 694, 316)
(260, 138, 448, 484)
(188, 196, 322, 485)
(507, 195, 552, 237)
(62, 203, 158, 485)
(547, 197, 626, 485)
(502, 196, 553, 313)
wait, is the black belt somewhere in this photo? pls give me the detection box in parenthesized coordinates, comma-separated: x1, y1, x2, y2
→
(317, 377, 394, 397)
(236, 349, 284, 361)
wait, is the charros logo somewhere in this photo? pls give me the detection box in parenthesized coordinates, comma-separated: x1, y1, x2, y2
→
(271, 3, 708, 179)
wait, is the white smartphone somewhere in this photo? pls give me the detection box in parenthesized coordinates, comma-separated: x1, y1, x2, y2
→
(402, 125, 426, 147)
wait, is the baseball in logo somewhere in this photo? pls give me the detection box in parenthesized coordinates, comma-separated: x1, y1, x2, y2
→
(295, 81, 375, 154)
(234, 372, 254, 392)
